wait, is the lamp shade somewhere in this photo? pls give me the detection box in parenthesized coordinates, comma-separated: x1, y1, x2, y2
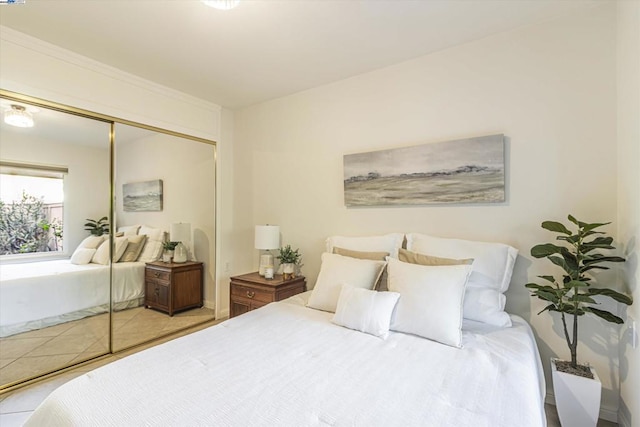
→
(255, 225, 280, 250)
(170, 223, 191, 243)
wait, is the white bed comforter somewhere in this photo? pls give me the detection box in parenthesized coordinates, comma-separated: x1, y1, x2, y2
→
(26, 294, 546, 427)
(0, 260, 145, 337)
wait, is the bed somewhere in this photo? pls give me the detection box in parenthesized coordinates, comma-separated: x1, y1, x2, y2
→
(25, 233, 546, 427)
(0, 259, 145, 337)
(25, 292, 546, 426)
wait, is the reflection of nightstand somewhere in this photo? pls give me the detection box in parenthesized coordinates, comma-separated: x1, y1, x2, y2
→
(230, 272, 306, 318)
(145, 261, 203, 316)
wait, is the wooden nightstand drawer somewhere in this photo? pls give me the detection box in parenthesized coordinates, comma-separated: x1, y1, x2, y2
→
(231, 284, 273, 303)
(229, 272, 306, 318)
(145, 269, 171, 282)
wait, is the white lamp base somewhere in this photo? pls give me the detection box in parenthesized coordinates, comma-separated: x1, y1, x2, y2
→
(258, 253, 274, 276)
(173, 242, 188, 263)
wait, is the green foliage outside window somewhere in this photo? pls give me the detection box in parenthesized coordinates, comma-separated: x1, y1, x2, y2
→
(0, 191, 63, 255)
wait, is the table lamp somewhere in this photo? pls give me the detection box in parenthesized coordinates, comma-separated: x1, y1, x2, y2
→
(255, 225, 280, 276)
(171, 223, 191, 263)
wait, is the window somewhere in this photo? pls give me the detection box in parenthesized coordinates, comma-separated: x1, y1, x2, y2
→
(0, 162, 66, 256)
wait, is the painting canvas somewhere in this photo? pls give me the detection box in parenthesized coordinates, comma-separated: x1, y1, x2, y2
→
(344, 135, 505, 206)
(123, 180, 163, 212)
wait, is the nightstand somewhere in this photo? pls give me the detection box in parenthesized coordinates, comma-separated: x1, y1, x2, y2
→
(230, 272, 306, 318)
(145, 261, 203, 316)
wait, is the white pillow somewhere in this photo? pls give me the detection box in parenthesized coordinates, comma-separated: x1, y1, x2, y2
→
(406, 233, 517, 292)
(91, 236, 129, 265)
(326, 233, 404, 259)
(117, 225, 141, 237)
(70, 248, 96, 265)
(137, 226, 165, 262)
(307, 253, 386, 313)
(405, 233, 517, 327)
(77, 235, 106, 250)
(387, 258, 471, 348)
(332, 284, 400, 338)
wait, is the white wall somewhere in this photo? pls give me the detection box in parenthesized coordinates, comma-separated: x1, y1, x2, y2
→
(0, 130, 110, 254)
(616, 2, 640, 427)
(115, 131, 216, 308)
(234, 3, 625, 420)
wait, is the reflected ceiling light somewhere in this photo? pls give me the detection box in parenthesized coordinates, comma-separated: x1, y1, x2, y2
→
(4, 105, 34, 128)
(202, 0, 239, 10)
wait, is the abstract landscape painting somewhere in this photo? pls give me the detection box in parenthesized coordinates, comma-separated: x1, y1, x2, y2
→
(344, 135, 505, 206)
(123, 179, 163, 212)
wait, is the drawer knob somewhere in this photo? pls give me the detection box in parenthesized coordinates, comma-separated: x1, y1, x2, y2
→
(246, 291, 255, 298)
(154, 272, 161, 278)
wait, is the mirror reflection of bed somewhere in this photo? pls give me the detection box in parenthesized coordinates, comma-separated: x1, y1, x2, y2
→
(0, 97, 216, 388)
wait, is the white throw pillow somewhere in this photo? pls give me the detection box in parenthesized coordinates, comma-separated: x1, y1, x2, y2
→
(326, 233, 404, 259)
(405, 233, 517, 327)
(307, 253, 386, 313)
(70, 248, 96, 265)
(332, 284, 400, 338)
(137, 226, 165, 262)
(387, 258, 471, 348)
(77, 235, 106, 250)
(91, 236, 129, 265)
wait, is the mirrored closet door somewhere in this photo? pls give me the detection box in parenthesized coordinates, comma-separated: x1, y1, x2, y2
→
(0, 91, 217, 390)
(0, 95, 112, 387)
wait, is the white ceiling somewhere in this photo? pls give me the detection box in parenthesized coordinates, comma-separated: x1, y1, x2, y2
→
(0, 0, 602, 109)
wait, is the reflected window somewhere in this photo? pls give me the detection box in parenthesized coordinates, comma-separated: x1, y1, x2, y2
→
(0, 162, 66, 255)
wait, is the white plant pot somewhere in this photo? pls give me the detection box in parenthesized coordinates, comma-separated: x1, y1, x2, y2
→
(551, 357, 601, 427)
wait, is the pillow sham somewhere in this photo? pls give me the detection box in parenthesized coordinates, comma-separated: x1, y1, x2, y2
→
(70, 248, 96, 265)
(119, 234, 147, 263)
(405, 233, 517, 292)
(387, 258, 471, 348)
(325, 233, 404, 259)
(405, 233, 517, 327)
(117, 225, 141, 237)
(138, 226, 165, 262)
(307, 253, 386, 313)
(332, 284, 400, 339)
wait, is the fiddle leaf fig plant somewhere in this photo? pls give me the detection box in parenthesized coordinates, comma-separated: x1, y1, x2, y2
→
(526, 215, 632, 373)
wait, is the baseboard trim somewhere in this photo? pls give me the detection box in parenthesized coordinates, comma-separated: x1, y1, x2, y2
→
(618, 407, 631, 427)
(545, 392, 618, 423)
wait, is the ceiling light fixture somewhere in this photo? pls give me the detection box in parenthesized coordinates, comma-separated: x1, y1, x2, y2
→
(201, 0, 239, 10)
(4, 105, 34, 128)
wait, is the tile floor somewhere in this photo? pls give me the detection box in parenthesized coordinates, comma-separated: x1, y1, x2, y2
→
(0, 306, 215, 386)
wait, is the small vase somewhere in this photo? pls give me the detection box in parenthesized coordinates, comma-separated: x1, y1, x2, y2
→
(282, 263, 295, 280)
(162, 250, 173, 263)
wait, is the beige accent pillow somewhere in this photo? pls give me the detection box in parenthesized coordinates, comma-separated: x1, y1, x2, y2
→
(119, 234, 147, 262)
(398, 248, 473, 266)
(333, 247, 388, 260)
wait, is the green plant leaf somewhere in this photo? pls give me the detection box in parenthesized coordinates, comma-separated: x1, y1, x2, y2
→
(583, 307, 624, 324)
(560, 247, 579, 272)
(548, 255, 568, 271)
(580, 265, 610, 273)
(587, 288, 633, 305)
(557, 235, 580, 244)
(565, 280, 588, 288)
(571, 294, 596, 304)
(542, 221, 571, 235)
(558, 305, 586, 316)
(533, 290, 560, 303)
(526, 283, 557, 293)
(537, 304, 558, 315)
(581, 221, 611, 232)
(531, 243, 564, 258)
(583, 255, 625, 265)
(537, 275, 557, 284)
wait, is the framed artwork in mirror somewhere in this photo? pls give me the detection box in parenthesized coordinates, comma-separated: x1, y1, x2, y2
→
(123, 179, 163, 212)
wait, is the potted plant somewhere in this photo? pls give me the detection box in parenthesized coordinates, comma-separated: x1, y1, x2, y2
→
(162, 241, 179, 263)
(84, 216, 109, 236)
(526, 215, 633, 427)
(277, 244, 302, 280)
